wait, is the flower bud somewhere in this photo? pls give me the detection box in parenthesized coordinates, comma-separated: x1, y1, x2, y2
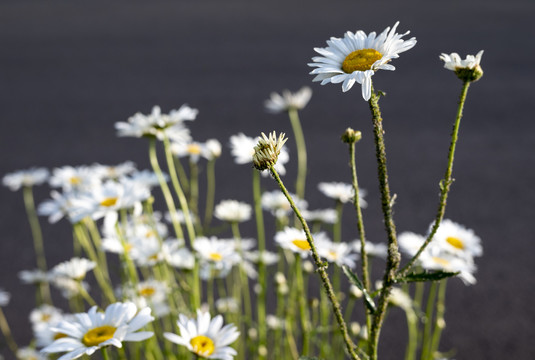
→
(341, 128, 362, 144)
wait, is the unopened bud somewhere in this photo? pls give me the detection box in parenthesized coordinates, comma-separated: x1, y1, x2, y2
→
(341, 128, 362, 144)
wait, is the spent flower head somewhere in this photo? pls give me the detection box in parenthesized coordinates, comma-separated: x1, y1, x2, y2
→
(309, 21, 416, 100)
(440, 50, 484, 82)
(252, 131, 288, 171)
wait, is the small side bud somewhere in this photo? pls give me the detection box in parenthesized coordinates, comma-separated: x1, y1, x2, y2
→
(341, 128, 362, 144)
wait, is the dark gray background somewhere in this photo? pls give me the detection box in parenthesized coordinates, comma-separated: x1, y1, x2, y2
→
(1, 0, 534, 359)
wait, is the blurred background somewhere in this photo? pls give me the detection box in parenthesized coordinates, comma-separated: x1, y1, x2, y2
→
(1, 0, 534, 358)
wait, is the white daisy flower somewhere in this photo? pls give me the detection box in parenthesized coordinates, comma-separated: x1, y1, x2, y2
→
(164, 309, 240, 360)
(171, 140, 206, 163)
(418, 249, 477, 286)
(353, 241, 388, 259)
(41, 302, 154, 360)
(318, 182, 367, 206)
(261, 190, 307, 219)
(19, 269, 50, 285)
(2, 167, 49, 191)
(49, 165, 99, 193)
(301, 208, 338, 224)
(125, 169, 165, 189)
(38, 190, 78, 224)
(440, 50, 484, 71)
(193, 237, 241, 280)
(431, 219, 482, 259)
(316, 239, 357, 267)
(214, 200, 252, 223)
(275, 227, 329, 258)
(121, 279, 170, 318)
(0, 289, 10, 307)
(165, 209, 197, 225)
(51, 257, 96, 281)
(243, 250, 279, 266)
(115, 105, 194, 143)
(30, 304, 64, 330)
(229, 133, 258, 165)
(264, 86, 312, 113)
(162, 240, 195, 270)
(398, 231, 426, 257)
(215, 298, 240, 314)
(50, 277, 89, 299)
(17, 347, 47, 360)
(91, 161, 137, 181)
(308, 21, 416, 100)
(203, 139, 222, 160)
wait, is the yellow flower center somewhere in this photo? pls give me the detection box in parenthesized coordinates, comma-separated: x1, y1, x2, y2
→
(446, 236, 465, 250)
(209, 252, 223, 261)
(431, 257, 450, 267)
(139, 286, 156, 297)
(190, 335, 215, 356)
(291, 239, 311, 251)
(41, 313, 51, 322)
(82, 325, 116, 347)
(187, 143, 202, 155)
(342, 49, 383, 73)
(53, 332, 68, 340)
(328, 250, 338, 259)
(69, 176, 81, 185)
(123, 243, 133, 252)
(100, 197, 118, 207)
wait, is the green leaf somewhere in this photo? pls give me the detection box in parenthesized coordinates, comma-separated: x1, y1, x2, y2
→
(299, 357, 324, 360)
(397, 270, 460, 283)
(342, 265, 377, 314)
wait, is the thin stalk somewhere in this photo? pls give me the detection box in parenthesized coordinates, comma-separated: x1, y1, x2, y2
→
(230, 222, 252, 326)
(22, 186, 52, 304)
(148, 137, 185, 240)
(404, 309, 418, 360)
(398, 81, 471, 277)
(348, 141, 372, 333)
(269, 166, 361, 360)
(288, 108, 308, 199)
(101, 347, 110, 360)
(189, 160, 202, 235)
(366, 85, 401, 360)
(421, 282, 438, 360)
(203, 159, 216, 228)
(252, 169, 267, 358)
(429, 280, 448, 359)
(0, 307, 18, 355)
(294, 255, 310, 355)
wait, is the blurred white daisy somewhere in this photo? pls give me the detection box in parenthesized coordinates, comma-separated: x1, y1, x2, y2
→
(418, 249, 477, 286)
(398, 231, 426, 257)
(51, 258, 96, 281)
(215, 298, 240, 314)
(38, 190, 78, 224)
(50, 277, 89, 299)
(203, 139, 222, 160)
(193, 237, 241, 279)
(264, 86, 312, 113)
(19, 269, 50, 285)
(0, 289, 10, 307)
(229, 133, 258, 165)
(17, 347, 47, 360)
(214, 200, 252, 223)
(115, 105, 195, 143)
(316, 239, 357, 267)
(49, 165, 99, 193)
(41, 302, 154, 360)
(171, 140, 206, 163)
(91, 162, 137, 181)
(353, 241, 388, 259)
(261, 190, 307, 219)
(30, 304, 64, 330)
(2, 167, 49, 191)
(431, 219, 482, 259)
(121, 279, 170, 318)
(309, 21, 416, 100)
(164, 309, 240, 360)
(302, 208, 338, 224)
(318, 182, 367, 206)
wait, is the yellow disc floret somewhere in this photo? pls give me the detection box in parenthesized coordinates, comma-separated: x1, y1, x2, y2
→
(190, 335, 215, 356)
(446, 236, 465, 250)
(342, 49, 382, 73)
(187, 143, 202, 155)
(291, 239, 311, 251)
(139, 287, 156, 297)
(82, 325, 117, 347)
(209, 252, 223, 261)
(100, 197, 118, 207)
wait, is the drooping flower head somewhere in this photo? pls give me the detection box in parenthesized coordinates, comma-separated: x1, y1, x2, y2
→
(440, 50, 484, 82)
(308, 21, 416, 100)
(164, 309, 240, 360)
(41, 302, 154, 360)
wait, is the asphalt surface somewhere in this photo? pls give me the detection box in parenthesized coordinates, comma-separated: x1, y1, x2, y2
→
(1, 0, 534, 359)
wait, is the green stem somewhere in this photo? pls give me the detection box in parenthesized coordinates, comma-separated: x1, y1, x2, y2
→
(367, 84, 401, 360)
(398, 81, 471, 277)
(0, 307, 18, 355)
(348, 141, 372, 334)
(404, 309, 418, 360)
(269, 166, 361, 360)
(288, 108, 307, 199)
(429, 280, 448, 359)
(22, 186, 52, 305)
(101, 347, 110, 360)
(148, 137, 185, 240)
(295, 255, 310, 356)
(189, 160, 202, 235)
(421, 282, 438, 360)
(203, 159, 216, 228)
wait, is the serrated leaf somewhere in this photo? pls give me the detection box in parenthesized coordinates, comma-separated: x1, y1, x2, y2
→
(342, 265, 376, 314)
(397, 270, 460, 283)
